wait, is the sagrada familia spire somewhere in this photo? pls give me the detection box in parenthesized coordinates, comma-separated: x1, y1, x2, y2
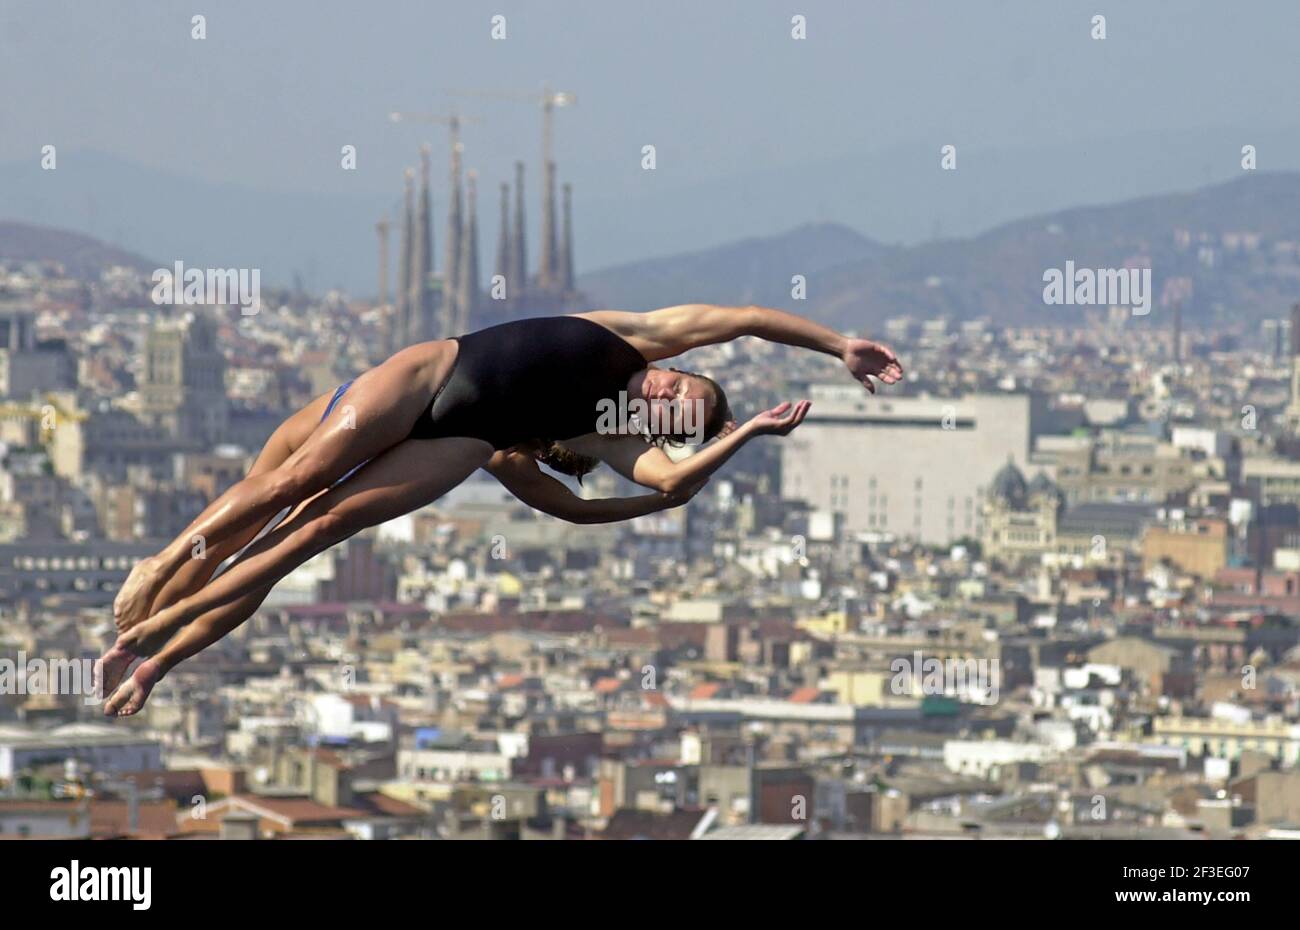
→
(382, 120, 584, 354)
(441, 140, 464, 338)
(487, 158, 576, 312)
(560, 181, 575, 293)
(512, 161, 527, 299)
(455, 171, 480, 335)
(539, 160, 558, 290)
(495, 181, 511, 300)
(392, 169, 414, 355)
(410, 144, 436, 344)
(375, 213, 390, 311)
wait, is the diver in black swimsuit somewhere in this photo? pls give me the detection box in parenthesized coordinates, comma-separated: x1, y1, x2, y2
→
(101, 305, 903, 716)
(413, 315, 654, 447)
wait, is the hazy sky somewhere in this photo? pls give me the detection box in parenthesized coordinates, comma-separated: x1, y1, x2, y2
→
(4, 0, 1300, 282)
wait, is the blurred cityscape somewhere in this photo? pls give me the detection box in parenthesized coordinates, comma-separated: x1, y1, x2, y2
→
(5, 147, 1300, 841)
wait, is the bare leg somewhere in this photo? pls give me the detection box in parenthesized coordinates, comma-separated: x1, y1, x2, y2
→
(149, 390, 336, 609)
(98, 500, 323, 709)
(96, 391, 336, 697)
(102, 583, 273, 717)
(105, 436, 492, 716)
(114, 340, 456, 632)
(94, 505, 319, 700)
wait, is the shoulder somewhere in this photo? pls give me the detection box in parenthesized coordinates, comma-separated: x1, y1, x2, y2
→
(571, 310, 639, 333)
(574, 305, 751, 360)
(571, 311, 665, 360)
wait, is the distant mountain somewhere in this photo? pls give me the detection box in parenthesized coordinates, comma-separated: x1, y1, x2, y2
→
(10, 166, 1300, 335)
(582, 173, 1300, 331)
(0, 149, 381, 295)
(8, 124, 1299, 298)
(578, 222, 890, 310)
(0, 221, 157, 280)
(809, 172, 1300, 330)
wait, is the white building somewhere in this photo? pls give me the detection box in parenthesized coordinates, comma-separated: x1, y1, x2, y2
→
(942, 739, 1055, 777)
(0, 801, 91, 838)
(0, 723, 162, 780)
(398, 741, 512, 782)
(782, 387, 1049, 544)
(305, 693, 398, 744)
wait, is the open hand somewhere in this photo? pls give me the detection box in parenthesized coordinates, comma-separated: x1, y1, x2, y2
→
(843, 338, 903, 394)
(748, 400, 811, 436)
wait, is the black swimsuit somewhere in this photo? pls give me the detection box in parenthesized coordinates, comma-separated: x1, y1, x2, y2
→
(406, 315, 649, 450)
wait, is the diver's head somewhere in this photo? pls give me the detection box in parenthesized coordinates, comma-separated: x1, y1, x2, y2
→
(630, 366, 733, 444)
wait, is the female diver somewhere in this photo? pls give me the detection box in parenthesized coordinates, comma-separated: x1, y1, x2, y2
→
(98, 304, 903, 715)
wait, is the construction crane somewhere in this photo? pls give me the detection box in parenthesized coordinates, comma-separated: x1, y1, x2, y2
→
(388, 110, 481, 157)
(446, 86, 575, 165)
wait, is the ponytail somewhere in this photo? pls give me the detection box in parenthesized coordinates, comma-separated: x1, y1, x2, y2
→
(531, 440, 601, 483)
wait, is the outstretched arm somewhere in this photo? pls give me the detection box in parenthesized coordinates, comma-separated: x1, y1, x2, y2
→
(581, 304, 903, 392)
(484, 450, 706, 524)
(566, 400, 811, 495)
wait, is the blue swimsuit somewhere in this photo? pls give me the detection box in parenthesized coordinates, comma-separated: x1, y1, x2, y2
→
(320, 380, 365, 487)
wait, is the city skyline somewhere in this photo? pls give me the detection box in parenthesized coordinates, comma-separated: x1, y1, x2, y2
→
(4, 5, 1300, 904)
(8, 0, 1300, 292)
